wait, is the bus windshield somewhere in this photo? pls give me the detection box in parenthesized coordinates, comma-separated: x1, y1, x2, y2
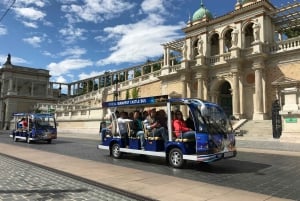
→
(196, 103, 232, 135)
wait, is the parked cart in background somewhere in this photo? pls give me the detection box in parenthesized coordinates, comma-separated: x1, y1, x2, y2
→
(10, 113, 57, 144)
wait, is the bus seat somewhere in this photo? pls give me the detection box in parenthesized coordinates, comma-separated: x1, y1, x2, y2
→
(111, 120, 118, 136)
(127, 122, 136, 138)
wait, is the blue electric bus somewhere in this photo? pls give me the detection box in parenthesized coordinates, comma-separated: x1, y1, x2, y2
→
(11, 113, 57, 144)
(98, 95, 236, 168)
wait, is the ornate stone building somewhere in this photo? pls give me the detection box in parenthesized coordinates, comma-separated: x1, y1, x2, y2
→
(159, 0, 300, 120)
(0, 54, 60, 129)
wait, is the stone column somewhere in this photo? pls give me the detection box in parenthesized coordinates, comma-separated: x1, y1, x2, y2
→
(166, 47, 170, 67)
(181, 75, 188, 117)
(7, 78, 13, 94)
(197, 77, 204, 99)
(196, 71, 208, 100)
(253, 60, 265, 120)
(220, 37, 224, 54)
(232, 71, 241, 118)
(77, 83, 80, 94)
(68, 85, 71, 96)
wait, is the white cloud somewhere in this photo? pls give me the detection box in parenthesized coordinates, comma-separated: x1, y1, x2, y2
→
(22, 21, 38, 28)
(14, 7, 46, 21)
(53, 75, 67, 83)
(78, 70, 106, 80)
(0, 26, 7, 35)
(59, 25, 87, 44)
(61, 0, 136, 23)
(59, 47, 87, 58)
(97, 14, 182, 66)
(23, 36, 44, 47)
(14, 0, 47, 8)
(47, 58, 93, 76)
(141, 0, 166, 14)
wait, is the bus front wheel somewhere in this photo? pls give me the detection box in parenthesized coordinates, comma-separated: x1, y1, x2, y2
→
(169, 148, 185, 168)
(111, 143, 122, 159)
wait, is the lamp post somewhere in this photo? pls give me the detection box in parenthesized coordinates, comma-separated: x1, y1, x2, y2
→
(114, 75, 119, 101)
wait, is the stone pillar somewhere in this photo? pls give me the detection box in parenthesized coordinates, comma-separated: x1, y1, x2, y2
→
(197, 77, 204, 99)
(86, 80, 89, 93)
(166, 47, 170, 67)
(77, 83, 80, 94)
(253, 60, 265, 120)
(7, 78, 13, 94)
(161, 47, 170, 76)
(68, 85, 71, 96)
(196, 70, 208, 100)
(232, 71, 241, 118)
(220, 37, 224, 54)
(181, 75, 187, 117)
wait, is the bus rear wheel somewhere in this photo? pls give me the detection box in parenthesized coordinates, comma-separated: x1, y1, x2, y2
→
(111, 143, 122, 159)
(169, 148, 185, 168)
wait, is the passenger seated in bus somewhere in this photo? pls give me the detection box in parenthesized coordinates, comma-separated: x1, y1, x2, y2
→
(144, 109, 168, 142)
(19, 118, 28, 130)
(185, 111, 195, 131)
(173, 111, 195, 140)
(117, 111, 132, 146)
(156, 109, 168, 141)
(100, 120, 112, 138)
(141, 110, 148, 121)
(132, 111, 145, 150)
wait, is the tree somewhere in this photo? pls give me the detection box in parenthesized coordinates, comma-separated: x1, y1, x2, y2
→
(126, 89, 130, 99)
(134, 69, 141, 77)
(283, 27, 300, 38)
(131, 87, 139, 98)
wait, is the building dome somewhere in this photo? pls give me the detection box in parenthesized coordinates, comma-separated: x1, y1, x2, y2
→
(192, 2, 213, 21)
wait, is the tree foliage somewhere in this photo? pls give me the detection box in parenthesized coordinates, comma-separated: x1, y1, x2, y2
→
(131, 87, 139, 98)
(283, 27, 300, 38)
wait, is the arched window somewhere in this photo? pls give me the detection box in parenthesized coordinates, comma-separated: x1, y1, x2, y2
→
(244, 23, 254, 48)
(224, 29, 233, 52)
(210, 33, 220, 56)
(193, 39, 199, 58)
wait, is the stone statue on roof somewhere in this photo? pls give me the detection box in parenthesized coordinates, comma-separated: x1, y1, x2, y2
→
(3, 53, 12, 67)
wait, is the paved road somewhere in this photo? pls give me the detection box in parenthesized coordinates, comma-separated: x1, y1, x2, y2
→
(0, 154, 143, 201)
(1, 132, 300, 200)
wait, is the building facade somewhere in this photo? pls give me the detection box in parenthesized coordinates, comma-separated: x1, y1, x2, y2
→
(0, 54, 59, 129)
(160, 0, 300, 120)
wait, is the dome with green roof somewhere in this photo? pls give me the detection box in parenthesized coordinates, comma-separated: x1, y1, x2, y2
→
(192, 1, 213, 21)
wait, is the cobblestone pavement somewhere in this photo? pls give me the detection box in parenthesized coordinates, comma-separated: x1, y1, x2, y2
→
(0, 154, 148, 201)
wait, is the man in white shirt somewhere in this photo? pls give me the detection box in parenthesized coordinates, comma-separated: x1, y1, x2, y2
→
(117, 112, 132, 147)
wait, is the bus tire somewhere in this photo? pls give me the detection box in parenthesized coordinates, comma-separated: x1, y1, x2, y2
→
(111, 143, 122, 159)
(169, 148, 185, 169)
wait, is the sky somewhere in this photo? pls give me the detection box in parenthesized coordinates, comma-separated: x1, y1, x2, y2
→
(0, 0, 289, 84)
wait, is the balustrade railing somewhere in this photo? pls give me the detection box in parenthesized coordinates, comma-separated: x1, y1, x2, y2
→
(268, 37, 300, 54)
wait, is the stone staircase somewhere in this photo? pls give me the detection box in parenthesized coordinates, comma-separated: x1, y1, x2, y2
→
(235, 120, 274, 140)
